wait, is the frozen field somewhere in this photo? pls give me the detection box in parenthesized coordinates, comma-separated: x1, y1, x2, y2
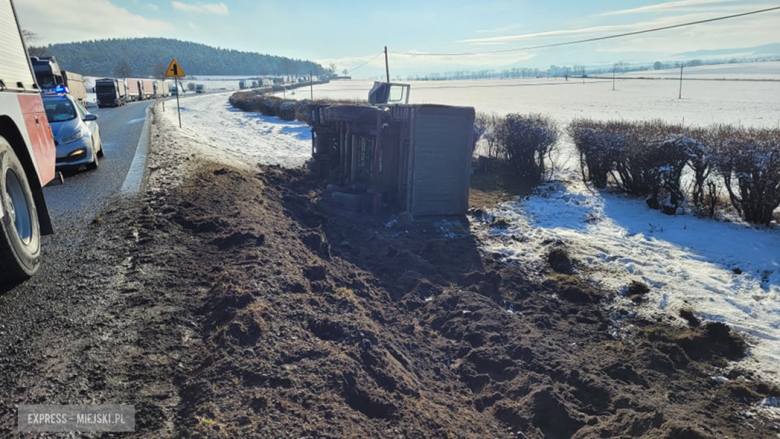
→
(287, 75, 780, 128)
(623, 61, 780, 80)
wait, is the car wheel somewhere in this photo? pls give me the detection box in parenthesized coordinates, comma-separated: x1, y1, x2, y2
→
(86, 140, 99, 170)
(0, 136, 41, 282)
(97, 138, 105, 158)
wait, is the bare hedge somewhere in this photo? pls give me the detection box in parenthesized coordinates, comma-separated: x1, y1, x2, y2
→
(569, 119, 780, 225)
(711, 127, 780, 225)
(474, 113, 559, 184)
(229, 90, 365, 125)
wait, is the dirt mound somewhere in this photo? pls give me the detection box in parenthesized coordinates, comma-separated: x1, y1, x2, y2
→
(146, 164, 776, 437)
(25, 157, 774, 438)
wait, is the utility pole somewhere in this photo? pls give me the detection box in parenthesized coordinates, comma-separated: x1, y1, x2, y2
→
(384, 46, 390, 83)
(612, 65, 616, 91)
(310, 70, 313, 100)
(175, 77, 181, 128)
(678, 63, 684, 99)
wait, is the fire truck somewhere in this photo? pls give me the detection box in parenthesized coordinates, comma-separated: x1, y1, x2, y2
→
(0, 0, 57, 282)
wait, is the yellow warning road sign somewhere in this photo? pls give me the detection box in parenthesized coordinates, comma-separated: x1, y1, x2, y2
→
(165, 59, 185, 78)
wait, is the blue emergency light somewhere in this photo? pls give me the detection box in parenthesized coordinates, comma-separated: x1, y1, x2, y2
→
(53, 85, 68, 94)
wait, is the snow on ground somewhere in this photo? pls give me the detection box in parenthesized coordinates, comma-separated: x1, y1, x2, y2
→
(474, 164, 780, 382)
(164, 83, 780, 383)
(289, 73, 780, 128)
(157, 91, 312, 169)
(623, 61, 780, 80)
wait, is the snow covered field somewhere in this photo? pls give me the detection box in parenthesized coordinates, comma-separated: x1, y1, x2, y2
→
(165, 81, 779, 383)
(623, 61, 780, 80)
(289, 75, 780, 128)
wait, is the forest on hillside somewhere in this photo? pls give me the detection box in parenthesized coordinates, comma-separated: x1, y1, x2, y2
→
(30, 37, 327, 78)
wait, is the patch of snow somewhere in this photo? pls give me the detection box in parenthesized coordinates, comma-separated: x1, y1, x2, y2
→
(474, 177, 780, 383)
(158, 91, 312, 169)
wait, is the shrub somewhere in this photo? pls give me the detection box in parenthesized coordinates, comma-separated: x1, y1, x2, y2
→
(711, 127, 780, 226)
(475, 112, 502, 160)
(570, 120, 693, 214)
(636, 124, 691, 214)
(278, 101, 297, 121)
(685, 127, 715, 213)
(568, 119, 625, 188)
(496, 114, 559, 184)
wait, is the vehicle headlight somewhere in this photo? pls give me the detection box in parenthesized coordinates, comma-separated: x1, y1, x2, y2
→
(62, 129, 86, 144)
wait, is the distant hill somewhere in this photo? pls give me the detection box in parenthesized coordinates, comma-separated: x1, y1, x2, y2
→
(673, 43, 780, 60)
(33, 37, 327, 78)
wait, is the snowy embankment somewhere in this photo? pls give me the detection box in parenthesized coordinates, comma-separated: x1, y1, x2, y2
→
(158, 91, 312, 169)
(474, 169, 780, 382)
(166, 89, 779, 384)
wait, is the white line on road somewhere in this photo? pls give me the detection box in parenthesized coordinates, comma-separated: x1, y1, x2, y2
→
(120, 106, 152, 194)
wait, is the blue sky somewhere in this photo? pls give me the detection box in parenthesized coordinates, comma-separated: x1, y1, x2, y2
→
(14, 0, 780, 77)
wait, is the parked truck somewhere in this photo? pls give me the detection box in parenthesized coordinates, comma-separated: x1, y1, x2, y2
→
(140, 79, 155, 100)
(126, 79, 141, 102)
(29, 56, 87, 105)
(95, 78, 127, 107)
(154, 80, 169, 98)
(61, 70, 87, 104)
(1, 0, 57, 282)
(195, 84, 204, 94)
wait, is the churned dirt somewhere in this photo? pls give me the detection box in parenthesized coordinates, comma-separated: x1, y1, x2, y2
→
(1, 106, 778, 438)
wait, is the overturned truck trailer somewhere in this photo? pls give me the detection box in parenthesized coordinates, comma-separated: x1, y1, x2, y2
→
(311, 103, 475, 217)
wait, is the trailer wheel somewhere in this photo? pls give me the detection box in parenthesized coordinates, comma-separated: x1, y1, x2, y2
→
(0, 136, 41, 282)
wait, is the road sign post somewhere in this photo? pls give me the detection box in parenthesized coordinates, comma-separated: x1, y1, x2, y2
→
(165, 59, 186, 128)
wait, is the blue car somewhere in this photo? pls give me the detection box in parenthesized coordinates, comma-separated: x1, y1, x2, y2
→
(43, 93, 103, 170)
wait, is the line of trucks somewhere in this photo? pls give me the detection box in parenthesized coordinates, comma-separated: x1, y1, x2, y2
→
(95, 77, 169, 107)
(30, 56, 171, 108)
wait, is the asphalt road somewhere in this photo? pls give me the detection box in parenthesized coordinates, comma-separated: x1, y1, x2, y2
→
(42, 99, 155, 225)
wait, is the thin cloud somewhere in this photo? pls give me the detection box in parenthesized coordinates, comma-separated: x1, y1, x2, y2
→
(171, 1, 229, 15)
(601, 0, 735, 16)
(318, 51, 536, 71)
(477, 23, 524, 34)
(594, 15, 779, 54)
(14, 0, 175, 44)
(460, 23, 641, 44)
(458, 11, 751, 45)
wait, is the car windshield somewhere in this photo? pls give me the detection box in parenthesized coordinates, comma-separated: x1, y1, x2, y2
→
(44, 99, 77, 122)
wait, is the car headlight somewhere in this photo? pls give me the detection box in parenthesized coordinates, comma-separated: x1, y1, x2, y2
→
(62, 129, 86, 144)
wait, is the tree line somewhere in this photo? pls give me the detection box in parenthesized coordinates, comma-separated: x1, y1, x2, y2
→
(27, 37, 327, 78)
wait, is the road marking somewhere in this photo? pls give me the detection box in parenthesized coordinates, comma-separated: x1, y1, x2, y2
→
(120, 106, 152, 195)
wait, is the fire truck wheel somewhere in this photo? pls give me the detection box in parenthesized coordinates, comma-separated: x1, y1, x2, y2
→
(0, 136, 41, 282)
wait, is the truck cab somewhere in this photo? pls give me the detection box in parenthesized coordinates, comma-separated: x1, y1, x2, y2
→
(368, 82, 410, 105)
(30, 56, 62, 91)
(1, 0, 57, 282)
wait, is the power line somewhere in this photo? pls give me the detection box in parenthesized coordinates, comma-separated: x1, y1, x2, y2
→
(390, 6, 780, 57)
(347, 52, 384, 74)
